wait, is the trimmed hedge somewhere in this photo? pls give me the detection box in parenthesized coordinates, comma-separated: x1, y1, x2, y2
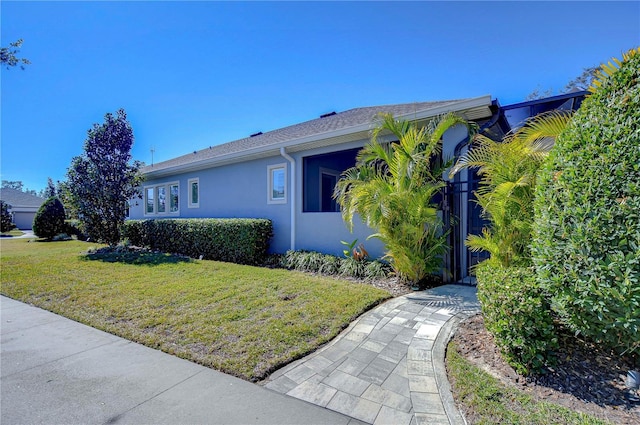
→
(33, 197, 66, 240)
(532, 48, 640, 356)
(123, 218, 272, 265)
(476, 260, 558, 375)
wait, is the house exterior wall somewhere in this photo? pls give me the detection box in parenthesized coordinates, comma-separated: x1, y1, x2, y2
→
(130, 156, 291, 253)
(132, 124, 474, 262)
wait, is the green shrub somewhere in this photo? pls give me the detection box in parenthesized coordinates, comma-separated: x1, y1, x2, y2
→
(32, 197, 66, 240)
(283, 250, 389, 280)
(0, 201, 16, 232)
(122, 218, 272, 265)
(339, 257, 367, 278)
(476, 260, 558, 375)
(532, 48, 640, 356)
(64, 219, 88, 241)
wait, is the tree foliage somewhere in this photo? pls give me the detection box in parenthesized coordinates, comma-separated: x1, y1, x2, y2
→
(532, 47, 640, 356)
(334, 113, 473, 283)
(0, 201, 16, 233)
(32, 197, 66, 240)
(43, 177, 57, 198)
(1, 39, 31, 70)
(65, 109, 143, 246)
(449, 111, 572, 266)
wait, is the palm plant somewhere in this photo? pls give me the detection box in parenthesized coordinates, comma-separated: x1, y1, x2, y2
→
(334, 112, 473, 283)
(449, 111, 571, 266)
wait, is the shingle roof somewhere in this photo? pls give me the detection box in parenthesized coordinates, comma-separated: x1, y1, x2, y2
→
(0, 188, 45, 208)
(143, 97, 493, 177)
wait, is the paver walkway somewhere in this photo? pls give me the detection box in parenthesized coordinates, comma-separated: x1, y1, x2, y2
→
(264, 284, 480, 425)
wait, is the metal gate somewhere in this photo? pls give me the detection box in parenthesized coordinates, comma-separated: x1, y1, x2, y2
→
(442, 169, 489, 284)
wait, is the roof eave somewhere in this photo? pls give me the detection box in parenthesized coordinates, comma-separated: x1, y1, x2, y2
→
(143, 95, 493, 179)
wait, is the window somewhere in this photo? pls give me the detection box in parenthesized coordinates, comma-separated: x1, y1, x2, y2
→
(144, 182, 179, 215)
(268, 164, 286, 204)
(169, 184, 179, 212)
(188, 178, 199, 208)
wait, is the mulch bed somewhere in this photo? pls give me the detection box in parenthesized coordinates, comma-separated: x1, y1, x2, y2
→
(450, 314, 640, 425)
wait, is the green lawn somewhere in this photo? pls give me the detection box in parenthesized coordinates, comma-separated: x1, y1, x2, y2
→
(446, 341, 612, 425)
(1, 229, 25, 237)
(0, 239, 390, 381)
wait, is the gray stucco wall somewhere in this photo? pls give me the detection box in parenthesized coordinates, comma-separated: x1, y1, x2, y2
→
(132, 123, 472, 261)
(130, 156, 291, 253)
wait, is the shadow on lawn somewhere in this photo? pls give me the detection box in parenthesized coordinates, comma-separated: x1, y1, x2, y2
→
(83, 248, 193, 266)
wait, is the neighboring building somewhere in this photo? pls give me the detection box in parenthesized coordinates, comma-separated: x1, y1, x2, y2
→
(130, 92, 586, 282)
(0, 188, 45, 230)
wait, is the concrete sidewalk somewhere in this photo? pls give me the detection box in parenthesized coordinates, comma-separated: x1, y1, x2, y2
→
(0, 296, 361, 425)
(263, 285, 480, 425)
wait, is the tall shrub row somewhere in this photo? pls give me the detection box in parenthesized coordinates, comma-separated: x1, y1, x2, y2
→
(123, 218, 272, 265)
(532, 48, 640, 357)
(453, 47, 640, 374)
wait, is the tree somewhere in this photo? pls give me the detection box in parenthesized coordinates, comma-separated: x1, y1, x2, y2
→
(2, 180, 24, 191)
(32, 197, 66, 240)
(449, 110, 572, 266)
(1, 39, 31, 70)
(525, 66, 598, 100)
(564, 66, 598, 92)
(66, 109, 143, 246)
(1, 180, 40, 197)
(43, 177, 57, 198)
(334, 113, 474, 284)
(0, 201, 16, 233)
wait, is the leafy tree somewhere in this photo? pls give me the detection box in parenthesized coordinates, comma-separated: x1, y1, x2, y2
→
(564, 66, 598, 92)
(43, 177, 57, 198)
(1, 39, 30, 70)
(2, 180, 25, 191)
(525, 66, 598, 100)
(334, 113, 473, 284)
(449, 111, 571, 266)
(1, 180, 39, 196)
(32, 197, 66, 240)
(0, 201, 16, 233)
(532, 47, 640, 356)
(66, 109, 143, 246)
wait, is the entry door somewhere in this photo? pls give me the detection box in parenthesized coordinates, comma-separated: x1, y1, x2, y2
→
(319, 168, 340, 212)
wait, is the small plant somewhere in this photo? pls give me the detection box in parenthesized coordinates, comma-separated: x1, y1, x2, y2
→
(364, 260, 391, 280)
(341, 239, 369, 261)
(341, 239, 358, 258)
(0, 201, 16, 233)
(32, 197, 66, 240)
(339, 257, 367, 278)
(476, 260, 558, 375)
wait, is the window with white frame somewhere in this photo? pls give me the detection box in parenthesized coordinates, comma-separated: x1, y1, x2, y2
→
(144, 182, 179, 215)
(188, 178, 199, 208)
(268, 164, 287, 204)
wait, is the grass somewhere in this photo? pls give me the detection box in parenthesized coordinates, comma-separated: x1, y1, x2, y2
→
(1, 229, 25, 237)
(0, 239, 390, 381)
(446, 341, 612, 425)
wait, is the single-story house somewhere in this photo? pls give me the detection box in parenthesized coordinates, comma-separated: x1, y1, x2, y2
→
(129, 92, 586, 282)
(0, 188, 45, 230)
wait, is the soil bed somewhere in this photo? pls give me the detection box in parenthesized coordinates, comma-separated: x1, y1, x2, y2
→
(450, 314, 640, 424)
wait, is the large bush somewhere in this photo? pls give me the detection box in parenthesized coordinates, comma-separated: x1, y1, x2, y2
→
(532, 48, 640, 356)
(123, 218, 272, 265)
(0, 201, 16, 232)
(476, 260, 558, 375)
(32, 197, 66, 240)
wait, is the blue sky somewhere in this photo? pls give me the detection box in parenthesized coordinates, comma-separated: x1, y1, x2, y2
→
(2, 1, 639, 192)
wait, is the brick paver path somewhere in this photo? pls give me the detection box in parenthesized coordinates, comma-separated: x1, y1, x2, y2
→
(264, 284, 480, 425)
